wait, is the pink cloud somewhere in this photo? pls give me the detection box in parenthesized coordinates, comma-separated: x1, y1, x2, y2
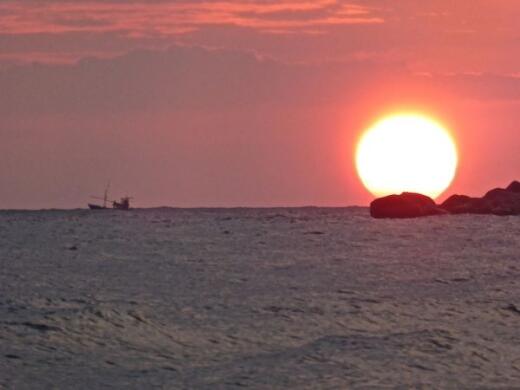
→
(0, 1, 382, 36)
(2, 0, 520, 73)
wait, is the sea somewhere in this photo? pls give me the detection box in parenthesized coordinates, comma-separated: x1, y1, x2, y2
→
(1, 208, 519, 388)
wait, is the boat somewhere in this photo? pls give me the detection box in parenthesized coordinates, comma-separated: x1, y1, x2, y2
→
(112, 196, 131, 210)
(89, 183, 132, 210)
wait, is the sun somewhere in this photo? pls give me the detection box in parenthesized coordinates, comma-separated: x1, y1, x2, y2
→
(356, 114, 458, 199)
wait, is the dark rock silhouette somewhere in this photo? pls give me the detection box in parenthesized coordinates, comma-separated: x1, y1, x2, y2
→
(440, 194, 473, 213)
(482, 187, 520, 215)
(440, 195, 491, 215)
(370, 192, 447, 219)
(506, 181, 520, 193)
(372, 181, 520, 218)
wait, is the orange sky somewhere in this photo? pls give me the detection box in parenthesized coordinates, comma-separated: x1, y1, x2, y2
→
(1, 0, 519, 208)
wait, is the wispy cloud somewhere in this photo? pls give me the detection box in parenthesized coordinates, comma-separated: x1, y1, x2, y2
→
(2, 1, 519, 72)
(0, 1, 382, 36)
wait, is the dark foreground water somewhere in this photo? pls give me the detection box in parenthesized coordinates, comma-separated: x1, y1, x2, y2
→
(1, 208, 520, 389)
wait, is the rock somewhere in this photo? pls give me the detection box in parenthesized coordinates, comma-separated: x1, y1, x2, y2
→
(370, 180, 520, 218)
(484, 188, 507, 199)
(506, 181, 520, 193)
(440, 195, 492, 214)
(370, 192, 447, 219)
(438, 181, 520, 216)
(440, 195, 473, 214)
(482, 188, 520, 215)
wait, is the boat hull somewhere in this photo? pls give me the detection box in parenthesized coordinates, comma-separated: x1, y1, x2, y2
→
(88, 204, 107, 210)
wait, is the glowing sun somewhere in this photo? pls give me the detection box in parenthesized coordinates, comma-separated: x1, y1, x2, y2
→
(356, 114, 458, 199)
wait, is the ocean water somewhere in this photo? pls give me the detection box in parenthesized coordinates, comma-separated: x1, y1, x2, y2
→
(1, 208, 519, 389)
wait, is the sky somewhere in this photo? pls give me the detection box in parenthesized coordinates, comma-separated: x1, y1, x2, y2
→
(1, 0, 520, 208)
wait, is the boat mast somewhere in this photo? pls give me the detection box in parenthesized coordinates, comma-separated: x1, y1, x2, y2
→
(104, 181, 111, 208)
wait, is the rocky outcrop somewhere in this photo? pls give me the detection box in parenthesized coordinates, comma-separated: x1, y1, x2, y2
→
(439, 195, 491, 215)
(439, 182, 520, 216)
(481, 187, 520, 215)
(371, 181, 520, 218)
(506, 180, 520, 193)
(370, 192, 447, 219)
